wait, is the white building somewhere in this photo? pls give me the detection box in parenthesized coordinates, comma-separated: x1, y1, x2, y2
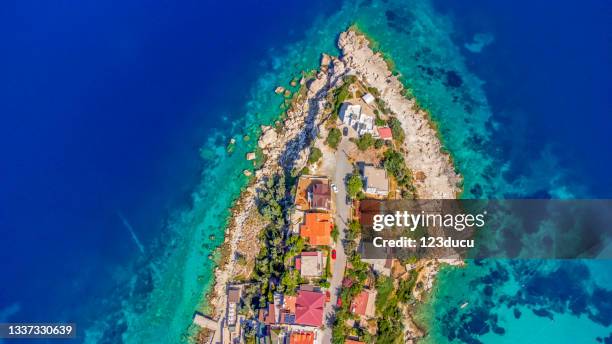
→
(340, 103, 375, 136)
(361, 92, 375, 105)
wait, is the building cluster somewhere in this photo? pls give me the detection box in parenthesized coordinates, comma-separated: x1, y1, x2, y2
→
(195, 87, 405, 343)
(339, 94, 393, 140)
(243, 176, 337, 343)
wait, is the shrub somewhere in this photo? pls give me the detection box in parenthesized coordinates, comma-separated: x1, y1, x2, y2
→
(374, 138, 385, 149)
(355, 133, 374, 151)
(331, 225, 339, 242)
(308, 147, 322, 164)
(382, 149, 412, 188)
(397, 270, 418, 303)
(280, 270, 300, 295)
(367, 86, 380, 97)
(347, 220, 362, 241)
(346, 173, 363, 199)
(318, 279, 330, 288)
(326, 128, 342, 149)
(387, 117, 405, 143)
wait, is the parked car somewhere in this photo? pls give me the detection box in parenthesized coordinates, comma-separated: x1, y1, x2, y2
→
(325, 291, 331, 302)
(336, 296, 343, 307)
(331, 249, 337, 260)
(331, 183, 339, 193)
(342, 127, 349, 136)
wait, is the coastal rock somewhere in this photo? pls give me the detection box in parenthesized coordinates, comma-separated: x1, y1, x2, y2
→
(307, 75, 327, 95)
(243, 170, 252, 176)
(245, 152, 256, 161)
(258, 126, 278, 148)
(320, 53, 331, 67)
(274, 86, 285, 94)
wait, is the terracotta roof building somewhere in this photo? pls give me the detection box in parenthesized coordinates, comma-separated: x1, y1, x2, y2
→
(377, 126, 393, 140)
(258, 303, 276, 325)
(283, 295, 297, 314)
(300, 213, 333, 246)
(350, 289, 377, 318)
(295, 175, 329, 211)
(290, 331, 315, 344)
(295, 290, 325, 327)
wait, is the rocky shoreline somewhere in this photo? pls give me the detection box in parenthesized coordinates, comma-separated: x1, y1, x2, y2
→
(200, 28, 463, 342)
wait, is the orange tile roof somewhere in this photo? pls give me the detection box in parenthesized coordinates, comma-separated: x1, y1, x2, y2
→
(290, 331, 315, 344)
(300, 213, 333, 246)
(284, 295, 297, 313)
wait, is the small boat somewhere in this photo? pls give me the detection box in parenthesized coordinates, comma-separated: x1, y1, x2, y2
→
(460, 302, 469, 309)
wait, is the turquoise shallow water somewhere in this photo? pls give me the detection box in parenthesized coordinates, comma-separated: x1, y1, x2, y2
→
(83, 7, 351, 344)
(78, 0, 609, 342)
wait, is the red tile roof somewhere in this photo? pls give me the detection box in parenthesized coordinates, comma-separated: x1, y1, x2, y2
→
(350, 290, 370, 316)
(377, 126, 393, 140)
(295, 290, 325, 327)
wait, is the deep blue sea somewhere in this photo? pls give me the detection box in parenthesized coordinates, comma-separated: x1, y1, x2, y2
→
(0, 0, 341, 342)
(1, 0, 610, 343)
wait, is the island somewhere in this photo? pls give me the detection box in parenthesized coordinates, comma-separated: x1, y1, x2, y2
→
(195, 28, 464, 344)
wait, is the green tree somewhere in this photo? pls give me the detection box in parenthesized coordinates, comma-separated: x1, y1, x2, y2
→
(308, 147, 322, 164)
(331, 225, 339, 242)
(374, 138, 385, 149)
(382, 149, 412, 187)
(286, 235, 305, 258)
(280, 270, 300, 295)
(326, 128, 342, 149)
(346, 173, 363, 199)
(387, 117, 405, 143)
(347, 220, 362, 241)
(355, 133, 374, 151)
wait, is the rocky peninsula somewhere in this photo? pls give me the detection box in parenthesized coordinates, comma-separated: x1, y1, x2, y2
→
(198, 28, 463, 343)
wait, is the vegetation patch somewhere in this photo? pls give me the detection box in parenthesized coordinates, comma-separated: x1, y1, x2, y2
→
(326, 127, 342, 149)
(387, 117, 405, 144)
(382, 149, 415, 198)
(308, 147, 322, 164)
(355, 133, 375, 151)
(346, 173, 363, 199)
